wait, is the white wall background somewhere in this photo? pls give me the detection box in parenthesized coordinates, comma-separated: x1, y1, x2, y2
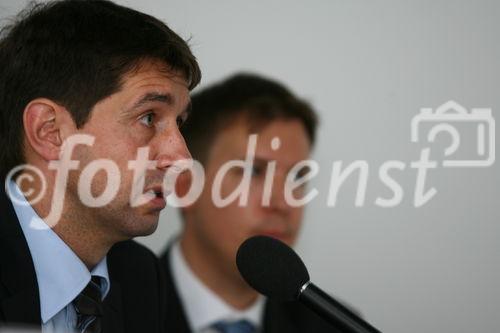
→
(2, 1, 499, 332)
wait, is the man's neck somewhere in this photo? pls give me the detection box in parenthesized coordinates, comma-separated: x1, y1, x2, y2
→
(24, 180, 110, 270)
(180, 236, 259, 310)
(51, 217, 111, 270)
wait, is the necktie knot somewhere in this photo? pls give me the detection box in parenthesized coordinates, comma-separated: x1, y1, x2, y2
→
(73, 276, 103, 332)
(211, 319, 256, 333)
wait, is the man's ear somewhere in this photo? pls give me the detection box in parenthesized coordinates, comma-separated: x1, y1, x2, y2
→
(23, 98, 76, 161)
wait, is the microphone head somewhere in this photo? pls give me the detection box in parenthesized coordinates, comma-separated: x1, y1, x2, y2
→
(236, 235, 310, 301)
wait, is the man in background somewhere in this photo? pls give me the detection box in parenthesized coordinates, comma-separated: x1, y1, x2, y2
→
(0, 1, 200, 331)
(161, 73, 339, 332)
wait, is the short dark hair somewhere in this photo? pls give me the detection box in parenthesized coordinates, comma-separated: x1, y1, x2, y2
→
(182, 73, 318, 164)
(0, 0, 201, 179)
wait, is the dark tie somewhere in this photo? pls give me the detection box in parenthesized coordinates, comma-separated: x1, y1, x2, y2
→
(211, 319, 256, 333)
(73, 276, 103, 333)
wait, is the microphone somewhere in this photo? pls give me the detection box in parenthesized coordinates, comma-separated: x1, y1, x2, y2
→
(236, 235, 381, 333)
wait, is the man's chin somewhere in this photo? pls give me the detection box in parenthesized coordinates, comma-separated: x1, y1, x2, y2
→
(135, 223, 159, 237)
(121, 214, 160, 239)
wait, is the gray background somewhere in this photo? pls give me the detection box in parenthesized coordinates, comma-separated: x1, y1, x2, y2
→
(1, 1, 499, 332)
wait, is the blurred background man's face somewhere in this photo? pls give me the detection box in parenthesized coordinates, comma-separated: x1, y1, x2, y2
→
(182, 117, 311, 280)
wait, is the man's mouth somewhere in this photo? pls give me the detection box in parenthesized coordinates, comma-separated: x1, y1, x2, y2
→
(256, 229, 290, 243)
(153, 189, 164, 199)
(139, 186, 167, 210)
(145, 184, 171, 198)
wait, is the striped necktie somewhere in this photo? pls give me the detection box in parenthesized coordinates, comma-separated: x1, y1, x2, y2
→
(73, 276, 103, 333)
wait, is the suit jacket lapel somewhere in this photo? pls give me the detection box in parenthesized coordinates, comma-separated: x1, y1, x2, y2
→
(0, 187, 41, 326)
(101, 279, 124, 332)
(160, 249, 192, 332)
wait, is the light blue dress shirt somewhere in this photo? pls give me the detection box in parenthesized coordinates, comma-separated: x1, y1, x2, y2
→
(8, 181, 110, 333)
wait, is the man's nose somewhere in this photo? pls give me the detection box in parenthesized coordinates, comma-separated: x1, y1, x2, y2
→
(267, 174, 291, 213)
(155, 127, 192, 170)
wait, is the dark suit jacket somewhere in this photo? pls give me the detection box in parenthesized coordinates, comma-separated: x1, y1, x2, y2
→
(159, 249, 341, 333)
(0, 186, 167, 332)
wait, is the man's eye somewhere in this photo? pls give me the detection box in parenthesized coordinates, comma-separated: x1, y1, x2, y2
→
(139, 113, 155, 127)
(296, 165, 311, 179)
(251, 165, 264, 177)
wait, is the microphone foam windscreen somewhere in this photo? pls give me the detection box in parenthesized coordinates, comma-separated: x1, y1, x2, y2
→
(236, 235, 310, 301)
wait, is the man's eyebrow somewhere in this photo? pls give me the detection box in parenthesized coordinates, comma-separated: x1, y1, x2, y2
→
(254, 157, 272, 164)
(131, 92, 174, 110)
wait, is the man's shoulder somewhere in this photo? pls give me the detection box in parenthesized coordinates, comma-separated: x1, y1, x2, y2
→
(105, 240, 167, 332)
(107, 240, 160, 279)
(109, 239, 156, 259)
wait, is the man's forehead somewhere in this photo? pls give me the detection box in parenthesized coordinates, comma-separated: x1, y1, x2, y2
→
(121, 59, 189, 89)
(207, 119, 310, 165)
(116, 62, 191, 110)
(221, 118, 309, 144)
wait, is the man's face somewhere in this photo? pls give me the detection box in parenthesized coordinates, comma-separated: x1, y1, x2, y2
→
(182, 117, 311, 279)
(67, 60, 191, 241)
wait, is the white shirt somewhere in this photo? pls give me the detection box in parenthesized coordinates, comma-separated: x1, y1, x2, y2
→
(170, 242, 265, 333)
(9, 181, 110, 333)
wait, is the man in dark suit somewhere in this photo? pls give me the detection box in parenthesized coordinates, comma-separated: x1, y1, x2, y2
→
(0, 1, 200, 332)
(160, 73, 340, 332)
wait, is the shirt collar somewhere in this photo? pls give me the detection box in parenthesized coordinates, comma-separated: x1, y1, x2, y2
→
(8, 180, 110, 324)
(170, 241, 265, 331)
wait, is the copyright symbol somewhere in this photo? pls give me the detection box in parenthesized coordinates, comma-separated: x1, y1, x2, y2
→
(5, 164, 47, 206)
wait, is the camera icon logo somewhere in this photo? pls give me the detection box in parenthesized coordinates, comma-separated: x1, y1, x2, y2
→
(411, 100, 495, 167)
